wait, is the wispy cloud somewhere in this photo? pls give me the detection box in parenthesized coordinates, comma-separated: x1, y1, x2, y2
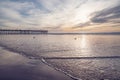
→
(91, 5, 120, 23)
(0, 0, 120, 32)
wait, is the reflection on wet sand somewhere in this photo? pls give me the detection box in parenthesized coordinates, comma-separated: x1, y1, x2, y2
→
(0, 47, 72, 80)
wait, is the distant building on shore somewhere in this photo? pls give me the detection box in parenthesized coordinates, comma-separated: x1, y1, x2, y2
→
(0, 29, 48, 34)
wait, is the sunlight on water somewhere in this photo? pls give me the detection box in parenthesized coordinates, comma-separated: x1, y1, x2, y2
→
(80, 35, 91, 56)
(81, 35, 87, 49)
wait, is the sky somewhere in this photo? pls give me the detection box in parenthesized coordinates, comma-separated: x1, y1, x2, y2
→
(0, 0, 120, 33)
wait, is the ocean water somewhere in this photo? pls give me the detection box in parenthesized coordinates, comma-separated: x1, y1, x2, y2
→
(0, 34, 120, 80)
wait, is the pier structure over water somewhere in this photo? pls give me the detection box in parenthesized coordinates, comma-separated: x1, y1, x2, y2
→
(0, 29, 48, 34)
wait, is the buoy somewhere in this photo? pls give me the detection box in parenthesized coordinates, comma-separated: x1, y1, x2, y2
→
(33, 36, 35, 39)
(74, 37, 77, 40)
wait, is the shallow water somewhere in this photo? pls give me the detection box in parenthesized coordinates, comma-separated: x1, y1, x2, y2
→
(0, 34, 120, 57)
(0, 34, 120, 80)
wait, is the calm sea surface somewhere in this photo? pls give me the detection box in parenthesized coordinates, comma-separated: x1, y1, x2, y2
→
(0, 34, 120, 80)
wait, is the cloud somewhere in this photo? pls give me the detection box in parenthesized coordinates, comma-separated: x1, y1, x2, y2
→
(69, 1, 120, 30)
(91, 5, 120, 23)
(0, 0, 120, 32)
(0, 1, 36, 29)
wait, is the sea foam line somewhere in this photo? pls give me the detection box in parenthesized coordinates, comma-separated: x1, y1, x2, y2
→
(43, 56, 120, 59)
(41, 58, 81, 80)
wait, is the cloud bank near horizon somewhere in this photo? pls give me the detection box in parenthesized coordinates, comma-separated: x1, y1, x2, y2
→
(0, 0, 120, 32)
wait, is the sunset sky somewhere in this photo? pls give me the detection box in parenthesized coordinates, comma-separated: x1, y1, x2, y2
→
(0, 0, 120, 33)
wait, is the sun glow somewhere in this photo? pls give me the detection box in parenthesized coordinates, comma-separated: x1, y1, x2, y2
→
(73, 14, 90, 25)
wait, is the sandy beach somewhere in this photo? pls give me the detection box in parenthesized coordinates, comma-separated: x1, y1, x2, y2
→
(0, 46, 72, 80)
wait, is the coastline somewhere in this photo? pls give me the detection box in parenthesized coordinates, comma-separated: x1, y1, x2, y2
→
(0, 46, 72, 80)
(41, 58, 80, 80)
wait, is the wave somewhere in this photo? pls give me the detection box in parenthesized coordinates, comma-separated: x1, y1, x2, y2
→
(41, 58, 80, 80)
(43, 56, 120, 60)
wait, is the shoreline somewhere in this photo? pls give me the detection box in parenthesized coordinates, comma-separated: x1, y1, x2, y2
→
(41, 58, 80, 80)
(0, 46, 73, 80)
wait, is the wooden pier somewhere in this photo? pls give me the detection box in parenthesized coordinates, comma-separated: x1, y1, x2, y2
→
(0, 29, 48, 34)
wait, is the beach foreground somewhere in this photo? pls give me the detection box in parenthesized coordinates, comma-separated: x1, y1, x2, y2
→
(0, 47, 72, 80)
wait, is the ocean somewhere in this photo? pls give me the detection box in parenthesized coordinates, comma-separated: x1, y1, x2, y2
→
(0, 34, 120, 80)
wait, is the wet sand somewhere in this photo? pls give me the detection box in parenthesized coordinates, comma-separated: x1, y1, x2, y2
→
(0, 47, 72, 80)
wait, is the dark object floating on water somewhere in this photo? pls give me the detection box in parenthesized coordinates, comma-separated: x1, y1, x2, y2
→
(74, 37, 77, 40)
(33, 36, 35, 39)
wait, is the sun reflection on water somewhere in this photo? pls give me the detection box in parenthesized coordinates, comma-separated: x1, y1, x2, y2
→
(81, 35, 87, 49)
(73, 35, 92, 57)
